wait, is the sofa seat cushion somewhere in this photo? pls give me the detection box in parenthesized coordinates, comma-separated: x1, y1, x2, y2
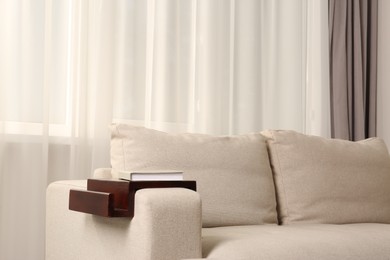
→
(202, 224, 390, 260)
(110, 124, 278, 227)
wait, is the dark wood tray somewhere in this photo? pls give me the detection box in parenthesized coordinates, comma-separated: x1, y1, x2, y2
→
(69, 179, 197, 217)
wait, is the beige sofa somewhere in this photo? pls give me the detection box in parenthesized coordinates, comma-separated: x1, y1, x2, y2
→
(46, 124, 390, 260)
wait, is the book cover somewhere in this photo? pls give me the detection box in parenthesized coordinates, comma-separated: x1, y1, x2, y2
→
(117, 170, 183, 181)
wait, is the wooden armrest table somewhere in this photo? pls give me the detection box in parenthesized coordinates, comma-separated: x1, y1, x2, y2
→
(69, 179, 197, 217)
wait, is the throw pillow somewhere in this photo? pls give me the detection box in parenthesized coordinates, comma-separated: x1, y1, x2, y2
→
(110, 124, 278, 227)
(262, 130, 390, 224)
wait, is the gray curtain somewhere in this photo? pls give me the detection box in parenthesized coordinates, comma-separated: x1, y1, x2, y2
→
(329, 0, 378, 141)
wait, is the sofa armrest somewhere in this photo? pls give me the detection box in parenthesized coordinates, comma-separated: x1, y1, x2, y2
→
(46, 180, 202, 260)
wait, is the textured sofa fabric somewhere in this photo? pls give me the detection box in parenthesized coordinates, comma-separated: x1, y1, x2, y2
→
(110, 124, 278, 227)
(46, 180, 202, 260)
(46, 127, 390, 260)
(202, 224, 390, 260)
(262, 130, 390, 224)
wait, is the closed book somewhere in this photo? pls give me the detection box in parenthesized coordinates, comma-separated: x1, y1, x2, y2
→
(117, 170, 183, 181)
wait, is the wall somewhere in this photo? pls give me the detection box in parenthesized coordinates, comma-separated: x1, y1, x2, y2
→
(377, 0, 390, 146)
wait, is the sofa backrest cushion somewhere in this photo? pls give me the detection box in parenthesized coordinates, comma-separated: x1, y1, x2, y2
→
(262, 130, 390, 224)
(110, 124, 278, 227)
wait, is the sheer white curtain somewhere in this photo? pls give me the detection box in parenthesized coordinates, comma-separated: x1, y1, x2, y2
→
(0, 0, 329, 259)
(113, 0, 329, 135)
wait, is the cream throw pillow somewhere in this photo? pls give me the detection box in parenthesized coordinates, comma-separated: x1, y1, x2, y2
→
(110, 124, 278, 227)
(262, 130, 390, 224)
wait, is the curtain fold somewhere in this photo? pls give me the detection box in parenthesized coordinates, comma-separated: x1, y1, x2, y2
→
(0, 1, 329, 259)
(329, 0, 378, 141)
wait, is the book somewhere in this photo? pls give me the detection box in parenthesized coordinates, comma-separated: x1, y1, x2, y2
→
(117, 170, 183, 181)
